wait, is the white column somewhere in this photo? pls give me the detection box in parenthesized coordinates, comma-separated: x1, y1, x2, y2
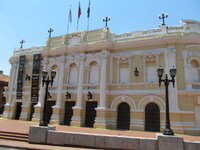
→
(110, 56, 113, 83)
(86, 66, 89, 84)
(37, 58, 48, 106)
(164, 46, 179, 111)
(99, 51, 108, 108)
(75, 55, 85, 108)
(55, 56, 65, 107)
(6, 64, 17, 105)
(128, 56, 131, 82)
(66, 68, 70, 84)
(117, 58, 120, 83)
(195, 96, 200, 128)
(142, 55, 146, 82)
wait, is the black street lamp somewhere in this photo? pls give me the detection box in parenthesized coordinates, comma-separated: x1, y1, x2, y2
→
(157, 66, 177, 135)
(39, 69, 56, 126)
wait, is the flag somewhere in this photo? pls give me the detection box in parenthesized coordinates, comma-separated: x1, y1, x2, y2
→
(78, 2, 81, 18)
(87, 0, 90, 18)
(69, 7, 72, 23)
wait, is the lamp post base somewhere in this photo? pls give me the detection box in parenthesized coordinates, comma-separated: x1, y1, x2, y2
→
(163, 128, 174, 135)
(39, 121, 48, 127)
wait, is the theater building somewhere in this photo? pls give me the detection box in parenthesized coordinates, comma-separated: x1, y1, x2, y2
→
(3, 19, 200, 135)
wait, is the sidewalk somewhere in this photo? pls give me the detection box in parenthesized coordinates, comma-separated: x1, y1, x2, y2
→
(0, 118, 200, 149)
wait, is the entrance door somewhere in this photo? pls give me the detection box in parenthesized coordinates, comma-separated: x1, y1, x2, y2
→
(145, 102, 160, 132)
(85, 101, 97, 127)
(29, 103, 37, 121)
(117, 102, 130, 130)
(64, 101, 75, 125)
(44, 101, 55, 123)
(15, 102, 22, 120)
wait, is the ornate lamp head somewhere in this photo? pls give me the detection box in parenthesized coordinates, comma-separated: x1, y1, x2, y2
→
(169, 66, 176, 78)
(157, 66, 164, 78)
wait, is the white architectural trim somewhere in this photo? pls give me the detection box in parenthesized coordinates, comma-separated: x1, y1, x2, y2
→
(188, 57, 200, 64)
(138, 95, 165, 110)
(110, 95, 137, 110)
(85, 55, 101, 66)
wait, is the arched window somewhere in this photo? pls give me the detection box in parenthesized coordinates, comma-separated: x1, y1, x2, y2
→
(68, 63, 78, 84)
(89, 61, 99, 84)
(190, 60, 199, 82)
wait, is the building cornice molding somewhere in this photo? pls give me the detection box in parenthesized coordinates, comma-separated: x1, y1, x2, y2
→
(40, 34, 200, 57)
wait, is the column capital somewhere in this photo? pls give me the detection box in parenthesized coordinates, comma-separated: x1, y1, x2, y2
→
(42, 58, 49, 66)
(100, 51, 109, 61)
(58, 57, 65, 68)
(57, 56, 65, 63)
(78, 54, 85, 64)
(167, 46, 176, 55)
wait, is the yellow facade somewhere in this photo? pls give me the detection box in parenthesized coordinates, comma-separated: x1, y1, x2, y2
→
(3, 19, 200, 135)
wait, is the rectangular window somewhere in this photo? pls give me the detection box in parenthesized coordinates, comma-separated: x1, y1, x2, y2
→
(120, 67, 129, 83)
(147, 66, 157, 82)
(69, 68, 78, 84)
(191, 68, 199, 82)
(89, 66, 99, 84)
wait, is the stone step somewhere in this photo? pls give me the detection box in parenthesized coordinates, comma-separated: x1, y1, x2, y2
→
(0, 131, 28, 142)
(0, 135, 28, 142)
(0, 131, 28, 136)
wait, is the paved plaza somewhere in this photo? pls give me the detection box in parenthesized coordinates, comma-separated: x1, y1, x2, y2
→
(0, 118, 200, 149)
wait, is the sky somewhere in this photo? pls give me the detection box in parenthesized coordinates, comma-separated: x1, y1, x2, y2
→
(0, 0, 200, 75)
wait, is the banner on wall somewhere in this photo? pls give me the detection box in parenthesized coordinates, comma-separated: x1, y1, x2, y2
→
(31, 54, 41, 103)
(16, 55, 26, 99)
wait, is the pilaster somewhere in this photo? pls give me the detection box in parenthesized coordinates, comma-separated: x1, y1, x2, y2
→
(94, 107, 107, 128)
(99, 51, 108, 108)
(165, 46, 179, 112)
(71, 54, 85, 126)
(95, 51, 109, 128)
(32, 58, 48, 122)
(76, 54, 85, 107)
(19, 105, 29, 120)
(71, 107, 84, 127)
(195, 96, 200, 128)
(51, 56, 65, 124)
(3, 63, 18, 118)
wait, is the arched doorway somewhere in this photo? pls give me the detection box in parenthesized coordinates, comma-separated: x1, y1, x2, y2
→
(117, 102, 130, 130)
(145, 102, 160, 132)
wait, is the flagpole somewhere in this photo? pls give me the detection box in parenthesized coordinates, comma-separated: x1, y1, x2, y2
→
(67, 16, 70, 34)
(67, 5, 72, 34)
(77, 18, 79, 30)
(87, 18, 89, 31)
